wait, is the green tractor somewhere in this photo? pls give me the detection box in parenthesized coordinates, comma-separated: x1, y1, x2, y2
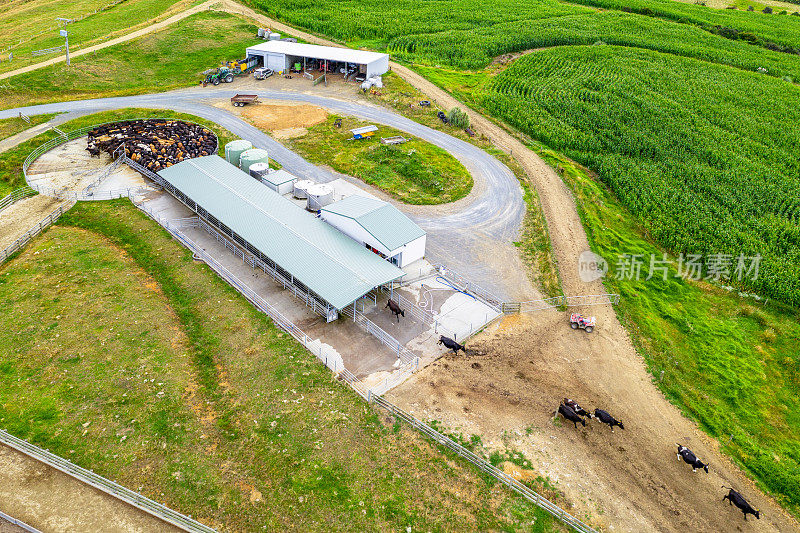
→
(202, 67, 235, 86)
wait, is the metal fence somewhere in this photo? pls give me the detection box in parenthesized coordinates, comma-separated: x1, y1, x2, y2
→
(0, 200, 75, 264)
(369, 396, 598, 533)
(0, 430, 216, 533)
(504, 293, 621, 314)
(0, 186, 36, 213)
(0, 509, 41, 533)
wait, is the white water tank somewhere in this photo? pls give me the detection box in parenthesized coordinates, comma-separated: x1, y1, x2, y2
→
(249, 162, 270, 179)
(257, 28, 266, 38)
(293, 179, 315, 199)
(306, 183, 334, 211)
(268, 32, 281, 40)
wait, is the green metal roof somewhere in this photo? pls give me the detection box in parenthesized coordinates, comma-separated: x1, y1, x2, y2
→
(322, 195, 425, 252)
(158, 156, 404, 309)
(262, 169, 296, 185)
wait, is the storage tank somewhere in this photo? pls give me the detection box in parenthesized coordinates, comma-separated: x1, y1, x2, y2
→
(224, 140, 252, 166)
(257, 28, 265, 38)
(306, 183, 334, 211)
(268, 32, 281, 40)
(239, 148, 269, 174)
(249, 162, 270, 179)
(293, 179, 315, 199)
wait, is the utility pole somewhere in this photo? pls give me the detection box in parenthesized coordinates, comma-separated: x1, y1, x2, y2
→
(56, 17, 72, 66)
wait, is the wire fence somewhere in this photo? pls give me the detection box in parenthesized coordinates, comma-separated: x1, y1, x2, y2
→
(368, 396, 598, 532)
(503, 293, 621, 314)
(0, 200, 75, 264)
(0, 430, 215, 533)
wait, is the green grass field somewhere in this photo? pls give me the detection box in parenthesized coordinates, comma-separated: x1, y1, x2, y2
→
(0, 113, 56, 143)
(0, 0, 195, 75)
(0, 108, 236, 197)
(283, 115, 472, 205)
(0, 198, 566, 532)
(0, 11, 262, 110)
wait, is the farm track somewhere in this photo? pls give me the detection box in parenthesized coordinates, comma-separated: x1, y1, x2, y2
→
(1, 1, 798, 531)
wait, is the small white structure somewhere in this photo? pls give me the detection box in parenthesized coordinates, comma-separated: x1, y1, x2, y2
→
(245, 41, 389, 78)
(321, 195, 426, 268)
(260, 169, 296, 195)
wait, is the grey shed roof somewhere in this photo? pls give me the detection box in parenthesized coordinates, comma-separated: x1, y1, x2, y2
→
(322, 195, 425, 252)
(158, 156, 404, 309)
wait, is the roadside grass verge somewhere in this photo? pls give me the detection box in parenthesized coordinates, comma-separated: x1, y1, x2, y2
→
(534, 142, 800, 517)
(283, 114, 472, 205)
(0, 0, 200, 75)
(1, 197, 566, 531)
(0, 11, 262, 110)
(0, 114, 57, 144)
(0, 108, 235, 196)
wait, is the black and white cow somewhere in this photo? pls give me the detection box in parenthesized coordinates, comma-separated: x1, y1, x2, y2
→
(722, 486, 760, 520)
(563, 398, 592, 419)
(557, 403, 586, 428)
(676, 444, 709, 473)
(385, 299, 405, 322)
(438, 335, 465, 354)
(594, 409, 624, 432)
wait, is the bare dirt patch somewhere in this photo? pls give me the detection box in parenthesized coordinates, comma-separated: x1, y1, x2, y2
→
(0, 445, 180, 532)
(213, 101, 328, 131)
(271, 126, 309, 140)
(388, 311, 798, 532)
(0, 194, 64, 249)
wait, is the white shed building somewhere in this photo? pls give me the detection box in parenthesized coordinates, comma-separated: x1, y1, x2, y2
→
(245, 41, 389, 78)
(321, 195, 426, 268)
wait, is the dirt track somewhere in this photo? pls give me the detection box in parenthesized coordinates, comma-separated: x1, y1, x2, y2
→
(0, 445, 180, 532)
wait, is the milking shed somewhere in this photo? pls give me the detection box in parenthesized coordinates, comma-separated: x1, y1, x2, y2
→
(156, 155, 406, 321)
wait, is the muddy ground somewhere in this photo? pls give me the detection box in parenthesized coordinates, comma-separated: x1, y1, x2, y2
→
(388, 311, 798, 532)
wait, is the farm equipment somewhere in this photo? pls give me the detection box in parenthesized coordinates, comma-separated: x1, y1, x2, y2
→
(569, 313, 596, 333)
(203, 67, 234, 86)
(222, 56, 259, 75)
(333, 118, 342, 128)
(380, 136, 408, 145)
(231, 94, 259, 107)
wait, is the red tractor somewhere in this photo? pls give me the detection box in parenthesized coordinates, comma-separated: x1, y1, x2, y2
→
(569, 313, 596, 333)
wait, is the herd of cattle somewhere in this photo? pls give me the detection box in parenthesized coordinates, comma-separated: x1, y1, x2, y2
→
(385, 299, 763, 524)
(555, 398, 761, 522)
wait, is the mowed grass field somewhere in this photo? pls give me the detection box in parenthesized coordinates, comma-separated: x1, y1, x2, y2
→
(0, 108, 236, 197)
(0, 0, 196, 75)
(0, 199, 566, 532)
(283, 115, 472, 205)
(0, 11, 262, 110)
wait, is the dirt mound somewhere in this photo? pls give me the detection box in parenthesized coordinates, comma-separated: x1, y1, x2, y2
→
(218, 101, 328, 131)
(388, 311, 797, 532)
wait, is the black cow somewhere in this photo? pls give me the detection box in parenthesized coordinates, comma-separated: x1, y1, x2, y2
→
(563, 398, 592, 418)
(594, 409, 624, 432)
(722, 486, 760, 520)
(557, 403, 586, 428)
(438, 335, 465, 354)
(385, 299, 405, 322)
(676, 444, 709, 473)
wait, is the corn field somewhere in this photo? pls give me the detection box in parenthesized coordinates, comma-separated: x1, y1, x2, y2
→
(481, 45, 800, 304)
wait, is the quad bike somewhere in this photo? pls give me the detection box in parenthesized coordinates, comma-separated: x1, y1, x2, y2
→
(569, 313, 596, 333)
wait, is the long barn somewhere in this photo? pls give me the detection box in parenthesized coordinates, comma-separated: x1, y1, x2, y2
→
(157, 155, 405, 321)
